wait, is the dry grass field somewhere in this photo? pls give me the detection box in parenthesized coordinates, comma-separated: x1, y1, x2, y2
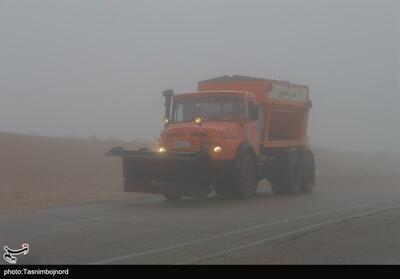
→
(0, 132, 398, 212)
(0, 133, 153, 212)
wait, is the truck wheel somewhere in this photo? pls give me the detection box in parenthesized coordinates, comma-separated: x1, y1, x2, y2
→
(301, 149, 315, 194)
(232, 152, 257, 199)
(163, 193, 182, 201)
(270, 149, 302, 195)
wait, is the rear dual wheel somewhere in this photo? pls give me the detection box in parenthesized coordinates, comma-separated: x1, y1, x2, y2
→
(300, 149, 315, 194)
(270, 148, 315, 195)
(270, 149, 302, 195)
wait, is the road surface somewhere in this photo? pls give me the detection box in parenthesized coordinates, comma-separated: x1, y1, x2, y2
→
(1, 175, 399, 264)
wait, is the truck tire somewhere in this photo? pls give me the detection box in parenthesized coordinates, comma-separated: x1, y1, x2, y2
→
(301, 149, 315, 194)
(232, 152, 257, 199)
(270, 149, 302, 195)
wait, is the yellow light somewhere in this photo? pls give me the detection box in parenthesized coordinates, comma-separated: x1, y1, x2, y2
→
(158, 147, 167, 153)
(162, 117, 169, 125)
(213, 146, 222, 153)
(194, 116, 203, 125)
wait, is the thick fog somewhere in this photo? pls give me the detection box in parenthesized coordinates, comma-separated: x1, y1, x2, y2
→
(0, 0, 399, 154)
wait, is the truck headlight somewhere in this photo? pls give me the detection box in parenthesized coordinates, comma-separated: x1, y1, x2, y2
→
(213, 146, 222, 153)
(194, 116, 203, 125)
(158, 147, 167, 153)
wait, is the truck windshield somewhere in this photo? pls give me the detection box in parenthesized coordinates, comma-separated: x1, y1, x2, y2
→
(172, 95, 243, 123)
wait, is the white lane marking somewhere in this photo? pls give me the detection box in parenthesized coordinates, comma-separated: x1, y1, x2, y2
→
(53, 217, 103, 227)
(90, 201, 384, 264)
(178, 204, 400, 264)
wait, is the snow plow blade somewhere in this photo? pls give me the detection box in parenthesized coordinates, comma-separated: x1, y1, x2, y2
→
(106, 147, 213, 196)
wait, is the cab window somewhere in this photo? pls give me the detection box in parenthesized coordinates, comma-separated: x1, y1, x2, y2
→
(248, 101, 258, 121)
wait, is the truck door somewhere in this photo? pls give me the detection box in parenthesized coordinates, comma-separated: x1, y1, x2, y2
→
(246, 100, 260, 154)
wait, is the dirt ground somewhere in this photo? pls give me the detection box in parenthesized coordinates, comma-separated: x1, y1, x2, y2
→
(0, 133, 153, 212)
(0, 132, 398, 213)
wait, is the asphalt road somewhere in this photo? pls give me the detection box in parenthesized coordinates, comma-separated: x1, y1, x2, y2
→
(1, 175, 399, 265)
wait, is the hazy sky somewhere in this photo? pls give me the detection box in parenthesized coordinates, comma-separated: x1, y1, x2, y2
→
(1, 0, 399, 153)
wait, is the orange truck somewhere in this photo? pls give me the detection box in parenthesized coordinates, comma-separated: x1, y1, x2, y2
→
(108, 75, 315, 200)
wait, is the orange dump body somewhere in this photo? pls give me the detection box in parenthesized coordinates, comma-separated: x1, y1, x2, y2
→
(198, 75, 311, 150)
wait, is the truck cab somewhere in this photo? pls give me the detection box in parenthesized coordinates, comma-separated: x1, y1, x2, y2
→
(159, 91, 260, 161)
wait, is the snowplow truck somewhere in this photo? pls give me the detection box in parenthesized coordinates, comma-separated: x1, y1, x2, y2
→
(108, 75, 315, 200)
